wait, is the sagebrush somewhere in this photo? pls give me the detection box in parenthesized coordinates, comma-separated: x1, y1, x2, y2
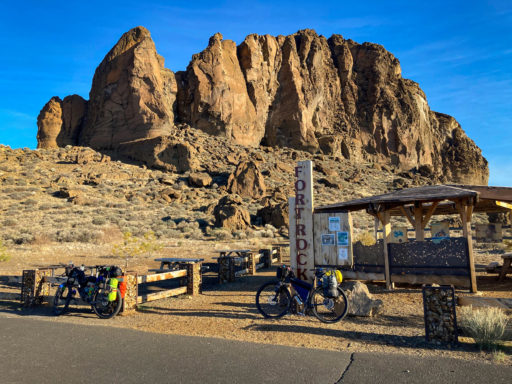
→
(112, 231, 163, 268)
(0, 240, 10, 262)
(458, 306, 509, 350)
(354, 231, 376, 246)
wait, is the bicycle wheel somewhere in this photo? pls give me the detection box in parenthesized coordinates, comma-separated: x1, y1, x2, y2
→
(310, 286, 348, 323)
(91, 288, 123, 319)
(53, 285, 73, 315)
(255, 281, 291, 319)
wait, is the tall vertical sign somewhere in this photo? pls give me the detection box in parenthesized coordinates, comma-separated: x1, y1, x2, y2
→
(289, 160, 315, 282)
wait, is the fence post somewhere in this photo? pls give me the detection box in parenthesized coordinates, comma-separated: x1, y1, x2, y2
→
(261, 249, 271, 268)
(21, 269, 51, 306)
(272, 246, 283, 264)
(122, 272, 138, 314)
(187, 263, 202, 296)
(247, 252, 256, 275)
(218, 257, 235, 283)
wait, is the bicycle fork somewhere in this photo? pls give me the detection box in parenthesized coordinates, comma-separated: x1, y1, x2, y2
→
(293, 295, 306, 316)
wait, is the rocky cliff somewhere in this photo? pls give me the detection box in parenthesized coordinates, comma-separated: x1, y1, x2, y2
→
(37, 26, 488, 184)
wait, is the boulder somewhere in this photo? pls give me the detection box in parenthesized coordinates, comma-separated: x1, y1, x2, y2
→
(213, 195, 251, 230)
(341, 281, 383, 317)
(227, 160, 266, 198)
(257, 201, 289, 228)
(189, 172, 212, 187)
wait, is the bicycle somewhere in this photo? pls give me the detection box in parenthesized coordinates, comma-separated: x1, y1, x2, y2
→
(53, 264, 124, 319)
(255, 265, 348, 323)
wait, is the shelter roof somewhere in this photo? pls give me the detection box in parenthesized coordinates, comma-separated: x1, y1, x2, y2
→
(315, 184, 512, 215)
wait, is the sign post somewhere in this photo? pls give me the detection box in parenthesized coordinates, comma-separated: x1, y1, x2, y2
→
(290, 160, 315, 282)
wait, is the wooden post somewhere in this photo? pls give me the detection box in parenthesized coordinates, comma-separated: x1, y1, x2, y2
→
(374, 216, 380, 241)
(414, 202, 425, 241)
(247, 252, 256, 275)
(186, 263, 201, 296)
(458, 201, 477, 293)
(377, 211, 393, 290)
(122, 272, 138, 313)
(261, 249, 271, 268)
(274, 246, 283, 263)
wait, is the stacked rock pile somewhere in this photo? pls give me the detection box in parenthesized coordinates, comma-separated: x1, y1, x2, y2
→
(422, 285, 458, 344)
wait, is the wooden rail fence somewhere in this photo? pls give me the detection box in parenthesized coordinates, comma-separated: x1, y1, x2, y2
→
(123, 262, 202, 313)
(0, 262, 202, 313)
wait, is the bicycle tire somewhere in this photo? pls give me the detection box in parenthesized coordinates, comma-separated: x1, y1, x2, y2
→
(91, 288, 123, 319)
(255, 281, 291, 319)
(310, 286, 348, 323)
(53, 286, 72, 316)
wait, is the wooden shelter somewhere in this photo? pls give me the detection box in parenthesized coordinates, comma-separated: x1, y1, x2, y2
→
(315, 185, 512, 293)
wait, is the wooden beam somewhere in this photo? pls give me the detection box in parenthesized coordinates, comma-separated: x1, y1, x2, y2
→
(137, 269, 187, 284)
(466, 204, 474, 223)
(138, 286, 187, 303)
(342, 271, 385, 281)
(374, 215, 380, 241)
(400, 206, 416, 227)
(377, 211, 393, 290)
(496, 200, 512, 210)
(414, 203, 424, 241)
(390, 274, 470, 288)
(458, 201, 477, 293)
(422, 201, 439, 229)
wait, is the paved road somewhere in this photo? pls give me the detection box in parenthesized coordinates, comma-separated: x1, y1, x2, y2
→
(0, 316, 510, 383)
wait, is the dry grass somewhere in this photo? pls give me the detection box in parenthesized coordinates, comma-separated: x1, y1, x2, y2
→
(458, 306, 509, 350)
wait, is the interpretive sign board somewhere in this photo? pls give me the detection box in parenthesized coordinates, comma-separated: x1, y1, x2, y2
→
(313, 212, 353, 267)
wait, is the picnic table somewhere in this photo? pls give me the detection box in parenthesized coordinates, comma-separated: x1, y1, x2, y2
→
(499, 253, 512, 281)
(152, 258, 204, 273)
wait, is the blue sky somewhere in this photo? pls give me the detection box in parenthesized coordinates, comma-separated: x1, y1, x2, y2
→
(0, 0, 510, 185)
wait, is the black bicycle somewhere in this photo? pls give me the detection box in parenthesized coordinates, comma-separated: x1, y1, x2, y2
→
(53, 264, 124, 319)
(255, 266, 348, 323)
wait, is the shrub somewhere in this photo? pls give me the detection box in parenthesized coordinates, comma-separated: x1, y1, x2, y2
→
(458, 306, 509, 350)
(92, 217, 107, 226)
(0, 240, 10, 262)
(112, 231, 163, 268)
(354, 231, 376, 246)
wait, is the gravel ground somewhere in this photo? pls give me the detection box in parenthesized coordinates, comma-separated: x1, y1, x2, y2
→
(0, 240, 511, 366)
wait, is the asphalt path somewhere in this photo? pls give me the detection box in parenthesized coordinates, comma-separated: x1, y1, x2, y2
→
(0, 316, 510, 383)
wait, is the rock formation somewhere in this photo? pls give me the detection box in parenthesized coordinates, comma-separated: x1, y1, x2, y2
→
(37, 95, 87, 148)
(80, 26, 177, 149)
(37, 26, 489, 185)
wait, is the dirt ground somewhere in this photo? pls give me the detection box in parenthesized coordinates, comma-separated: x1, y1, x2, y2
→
(0, 239, 511, 366)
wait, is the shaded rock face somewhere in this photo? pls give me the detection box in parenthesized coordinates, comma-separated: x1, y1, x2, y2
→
(37, 27, 488, 185)
(80, 26, 177, 149)
(118, 136, 198, 173)
(177, 33, 260, 146)
(257, 201, 289, 228)
(37, 95, 87, 148)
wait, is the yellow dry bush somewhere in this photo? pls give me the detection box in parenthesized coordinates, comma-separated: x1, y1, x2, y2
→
(503, 239, 512, 252)
(112, 231, 163, 268)
(354, 231, 376, 246)
(0, 240, 10, 262)
(458, 306, 509, 350)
